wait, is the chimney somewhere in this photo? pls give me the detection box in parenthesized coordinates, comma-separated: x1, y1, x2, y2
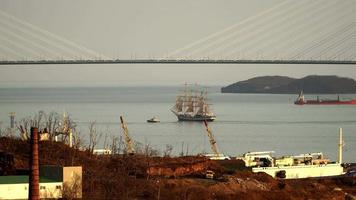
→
(29, 127, 40, 200)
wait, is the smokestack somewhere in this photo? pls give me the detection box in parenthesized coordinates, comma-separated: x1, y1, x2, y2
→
(29, 127, 40, 200)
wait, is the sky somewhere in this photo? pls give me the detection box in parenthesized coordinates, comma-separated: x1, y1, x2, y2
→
(0, 0, 355, 87)
(0, 0, 282, 58)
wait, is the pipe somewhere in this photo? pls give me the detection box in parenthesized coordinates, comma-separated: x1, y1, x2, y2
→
(29, 127, 40, 200)
(338, 127, 343, 164)
(69, 129, 73, 148)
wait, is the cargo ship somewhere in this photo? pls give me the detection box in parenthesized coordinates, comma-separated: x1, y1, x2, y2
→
(294, 91, 356, 105)
(171, 84, 216, 121)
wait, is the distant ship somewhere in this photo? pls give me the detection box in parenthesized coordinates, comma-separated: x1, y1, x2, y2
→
(147, 116, 160, 123)
(171, 84, 216, 121)
(294, 91, 356, 105)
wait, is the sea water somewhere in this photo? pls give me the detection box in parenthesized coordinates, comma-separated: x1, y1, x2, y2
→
(0, 86, 355, 162)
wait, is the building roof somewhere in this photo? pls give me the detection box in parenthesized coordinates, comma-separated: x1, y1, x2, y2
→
(0, 176, 60, 184)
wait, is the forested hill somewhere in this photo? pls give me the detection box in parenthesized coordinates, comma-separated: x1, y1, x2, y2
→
(221, 75, 356, 94)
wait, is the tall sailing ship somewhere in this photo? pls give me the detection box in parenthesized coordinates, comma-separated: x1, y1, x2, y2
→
(171, 84, 216, 121)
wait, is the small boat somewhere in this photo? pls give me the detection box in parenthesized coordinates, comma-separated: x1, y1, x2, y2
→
(147, 116, 160, 123)
(294, 91, 356, 105)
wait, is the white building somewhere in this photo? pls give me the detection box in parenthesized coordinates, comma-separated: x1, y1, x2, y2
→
(0, 166, 82, 199)
(0, 176, 62, 199)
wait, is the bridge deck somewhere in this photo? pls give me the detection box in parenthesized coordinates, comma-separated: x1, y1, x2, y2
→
(0, 59, 355, 65)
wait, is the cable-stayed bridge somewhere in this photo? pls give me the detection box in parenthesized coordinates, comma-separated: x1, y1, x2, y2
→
(0, 0, 355, 65)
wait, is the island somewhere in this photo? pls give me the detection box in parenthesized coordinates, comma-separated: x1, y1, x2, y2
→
(221, 75, 356, 94)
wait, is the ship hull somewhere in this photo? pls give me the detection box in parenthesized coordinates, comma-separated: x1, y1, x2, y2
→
(176, 114, 216, 121)
(252, 163, 344, 179)
(295, 100, 356, 105)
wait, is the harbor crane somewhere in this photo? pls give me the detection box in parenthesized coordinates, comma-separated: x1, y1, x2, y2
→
(203, 120, 219, 156)
(120, 116, 135, 154)
(203, 120, 230, 160)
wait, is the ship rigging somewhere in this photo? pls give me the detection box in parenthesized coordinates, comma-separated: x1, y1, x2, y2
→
(171, 84, 216, 121)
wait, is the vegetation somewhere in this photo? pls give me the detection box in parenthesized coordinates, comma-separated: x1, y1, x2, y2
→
(221, 75, 356, 94)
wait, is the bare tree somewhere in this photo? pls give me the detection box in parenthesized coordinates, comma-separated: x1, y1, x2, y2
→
(88, 121, 102, 153)
(73, 130, 84, 149)
(103, 126, 111, 151)
(110, 135, 119, 155)
(16, 111, 77, 142)
(62, 172, 82, 200)
(45, 111, 60, 140)
(118, 135, 123, 154)
(33, 110, 45, 129)
(0, 121, 3, 137)
(163, 144, 173, 157)
(16, 111, 45, 140)
(16, 116, 31, 140)
(57, 112, 77, 144)
(0, 121, 13, 138)
(137, 142, 159, 157)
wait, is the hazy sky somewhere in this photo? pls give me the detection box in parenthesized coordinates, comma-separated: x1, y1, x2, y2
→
(0, 0, 355, 87)
(0, 0, 282, 58)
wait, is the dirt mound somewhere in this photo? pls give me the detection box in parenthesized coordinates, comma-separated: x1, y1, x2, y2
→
(147, 157, 223, 178)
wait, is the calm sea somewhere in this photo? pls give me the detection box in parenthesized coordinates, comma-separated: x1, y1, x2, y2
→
(0, 86, 355, 162)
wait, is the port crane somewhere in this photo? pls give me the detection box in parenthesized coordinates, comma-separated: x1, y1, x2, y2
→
(203, 120, 220, 157)
(120, 116, 135, 154)
(203, 120, 230, 160)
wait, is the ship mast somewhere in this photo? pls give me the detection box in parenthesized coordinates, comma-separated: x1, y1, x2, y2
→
(203, 120, 220, 156)
(171, 83, 216, 120)
(120, 116, 135, 154)
(203, 87, 210, 114)
(298, 90, 305, 102)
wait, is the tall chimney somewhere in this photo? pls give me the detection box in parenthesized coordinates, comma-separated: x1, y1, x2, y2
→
(29, 127, 40, 200)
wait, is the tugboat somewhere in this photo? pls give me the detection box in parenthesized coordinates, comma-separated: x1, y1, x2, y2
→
(294, 91, 356, 105)
(171, 84, 216, 121)
(147, 116, 160, 123)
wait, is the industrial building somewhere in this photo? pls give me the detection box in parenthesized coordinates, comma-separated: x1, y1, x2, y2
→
(0, 166, 82, 199)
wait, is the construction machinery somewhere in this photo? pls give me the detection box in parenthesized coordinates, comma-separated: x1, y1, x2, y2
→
(120, 116, 135, 154)
(203, 120, 230, 160)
